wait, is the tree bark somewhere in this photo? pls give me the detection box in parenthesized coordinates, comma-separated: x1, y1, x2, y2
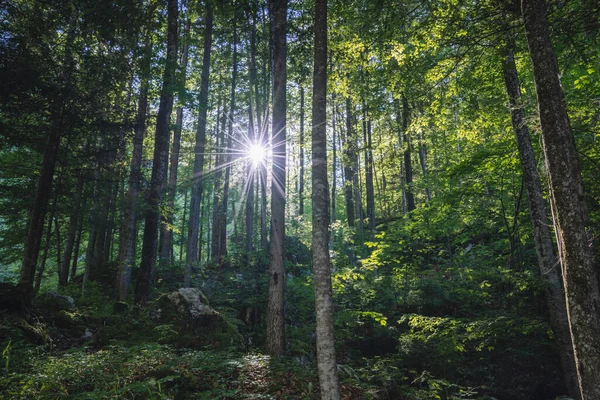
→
(502, 42, 579, 398)
(266, 0, 287, 357)
(185, 4, 213, 287)
(117, 36, 152, 301)
(521, 0, 600, 397)
(343, 98, 356, 227)
(160, 18, 191, 263)
(135, 0, 178, 304)
(312, 0, 341, 397)
(402, 95, 415, 212)
(18, 2, 78, 302)
(59, 174, 84, 288)
(299, 85, 305, 216)
(365, 118, 375, 232)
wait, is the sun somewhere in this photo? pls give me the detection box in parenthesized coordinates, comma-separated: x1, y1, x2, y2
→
(247, 143, 267, 165)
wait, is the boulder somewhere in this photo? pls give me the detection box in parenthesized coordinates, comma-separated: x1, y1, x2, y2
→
(151, 288, 243, 348)
(35, 291, 76, 312)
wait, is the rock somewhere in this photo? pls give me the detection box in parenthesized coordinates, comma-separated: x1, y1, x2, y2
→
(151, 288, 243, 348)
(35, 291, 76, 312)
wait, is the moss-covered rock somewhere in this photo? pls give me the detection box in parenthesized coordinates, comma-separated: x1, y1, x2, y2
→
(150, 288, 243, 349)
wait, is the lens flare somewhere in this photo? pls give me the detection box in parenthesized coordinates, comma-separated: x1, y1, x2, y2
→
(247, 143, 267, 165)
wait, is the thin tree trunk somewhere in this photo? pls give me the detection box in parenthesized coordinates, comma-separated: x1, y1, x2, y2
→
(343, 98, 356, 227)
(217, 15, 239, 264)
(212, 102, 226, 260)
(135, 0, 178, 304)
(70, 203, 84, 281)
(34, 194, 58, 295)
(417, 132, 432, 202)
(186, 4, 213, 286)
(117, 36, 152, 301)
(59, 175, 84, 288)
(179, 186, 187, 262)
(331, 97, 337, 223)
(312, 0, 341, 396)
(266, 0, 287, 357)
(522, 0, 600, 396)
(365, 119, 375, 232)
(160, 18, 191, 263)
(402, 95, 415, 212)
(299, 85, 305, 215)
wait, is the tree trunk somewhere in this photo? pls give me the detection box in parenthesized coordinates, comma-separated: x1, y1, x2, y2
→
(186, 4, 213, 287)
(18, 2, 78, 302)
(502, 42, 579, 397)
(266, 0, 287, 357)
(522, 0, 600, 397)
(59, 174, 84, 288)
(34, 194, 58, 295)
(365, 118, 375, 232)
(217, 14, 238, 264)
(117, 36, 152, 301)
(70, 195, 85, 281)
(312, 0, 341, 397)
(417, 132, 432, 202)
(343, 98, 356, 227)
(135, 0, 178, 304)
(160, 18, 191, 264)
(299, 85, 305, 216)
(331, 97, 337, 223)
(402, 95, 415, 212)
(211, 102, 226, 260)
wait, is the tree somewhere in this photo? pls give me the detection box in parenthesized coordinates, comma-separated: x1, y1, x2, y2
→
(185, 2, 214, 287)
(521, 0, 600, 396)
(266, 0, 287, 357)
(501, 37, 579, 397)
(160, 17, 191, 263)
(135, 0, 178, 304)
(117, 33, 153, 301)
(312, 0, 341, 397)
(18, 1, 79, 302)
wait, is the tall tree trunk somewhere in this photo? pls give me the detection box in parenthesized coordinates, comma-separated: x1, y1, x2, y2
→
(312, 0, 341, 396)
(160, 18, 191, 263)
(402, 95, 415, 212)
(502, 43, 579, 397)
(59, 174, 84, 288)
(135, 0, 178, 304)
(212, 101, 226, 260)
(365, 118, 375, 232)
(70, 195, 85, 281)
(343, 98, 356, 227)
(117, 36, 152, 301)
(266, 0, 287, 357)
(394, 99, 407, 215)
(34, 193, 58, 295)
(331, 97, 337, 223)
(19, 2, 78, 302)
(522, 0, 600, 397)
(218, 14, 239, 264)
(417, 132, 432, 202)
(246, 4, 258, 256)
(299, 85, 305, 216)
(186, 4, 213, 286)
(353, 116, 364, 243)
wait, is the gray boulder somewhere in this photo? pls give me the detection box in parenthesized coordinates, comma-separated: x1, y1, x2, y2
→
(151, 288, 243, 348)
(35, 291, 76, 312)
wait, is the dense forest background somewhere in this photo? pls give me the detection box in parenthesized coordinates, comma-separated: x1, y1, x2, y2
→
(1, 0, 600, 398)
